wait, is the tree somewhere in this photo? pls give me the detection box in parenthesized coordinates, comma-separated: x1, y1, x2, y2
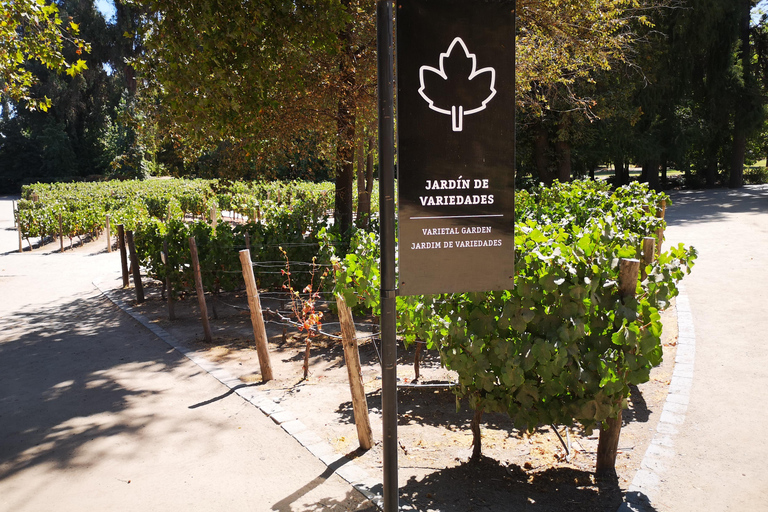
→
(0, 0, 130, 191)
(129, 0, 661, 219)
(130, 0, 377, 230)
(729, 0, 762, 188)
(0, 0, 89, 111)
(516, 0, 666, 185)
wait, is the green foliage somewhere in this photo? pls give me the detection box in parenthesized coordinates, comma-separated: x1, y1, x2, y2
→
(0, 0, 90, 110)
(17, 178, 355, 293)
(21, 178, 696, 436)
(0, 0, 136, 193)
(330, 180, 696, 433)
(436, 219, 694, 433)
(744, 165, 768, 184)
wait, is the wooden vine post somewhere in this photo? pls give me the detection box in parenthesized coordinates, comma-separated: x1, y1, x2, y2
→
(58, 213, 64, 252)
(189, 236, 213, 343)
(210, 206, 218, 230)
(656, 198, 666, 256)
(238, 249, 273, 381)
(596, 258, 640, 476)
(117, 224, 130, 288)
(105, 215, 112, 253)
(17, 208, 23, 253)
(125, 230, 145, 303)
(641, 237, 656, 281)
(163, 239, 175, 321)
(336, 291, 374, 450)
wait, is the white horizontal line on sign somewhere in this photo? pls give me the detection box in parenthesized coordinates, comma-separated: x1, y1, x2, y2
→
(408, 214, 505, 220)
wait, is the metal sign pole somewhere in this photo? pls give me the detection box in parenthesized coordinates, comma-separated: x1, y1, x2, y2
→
(377, 0, 398, 510)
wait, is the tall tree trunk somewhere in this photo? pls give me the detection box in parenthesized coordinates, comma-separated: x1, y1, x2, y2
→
(682, 159, 692, 184)
(704, 152, 718, 188)
(357, 134, 374, 229)
(646, 159, 660, 191)
(730, 0, 751, 189)
(555, 138, 572, 183)
(356, 125, 366, 222)
(334, 16, 356, 236)
(356, 127, 373, 229)
(534, 119, 553, 185)
(614, 158, 628, 186)
(555, 117, 571, 182)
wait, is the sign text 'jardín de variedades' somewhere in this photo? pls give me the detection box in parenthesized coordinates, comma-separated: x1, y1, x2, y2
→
(396, 0, 516, 295)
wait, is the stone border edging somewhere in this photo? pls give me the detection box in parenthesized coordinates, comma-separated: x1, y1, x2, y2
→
(619, 285, 695, 512)
(93, 278, 411, 511)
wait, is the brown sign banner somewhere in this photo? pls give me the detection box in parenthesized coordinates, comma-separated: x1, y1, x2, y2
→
(397, 0, 516, 295)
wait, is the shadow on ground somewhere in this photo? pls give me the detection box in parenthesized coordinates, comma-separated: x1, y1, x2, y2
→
(0, 289, 187, 481)
(666, 185, 768, 226)
(400, 456, 658, 512)
(271, 456, 378, 512)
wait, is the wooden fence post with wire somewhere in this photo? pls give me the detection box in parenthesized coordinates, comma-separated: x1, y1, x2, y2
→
(596, 257, 640, 476)
(641, 236, 656, 281)
(117, 224, 130, 288)
(335, 290, 374, 450)
(105, 215, 112, 253)
(16, 203, 23, 253)
(163, 239, 176, 321)
(238, 249, 273, 381)
(58, 213, 64, 252)
(189, 236, 213, 343)
(125, 230, 145, 304)
(656, 198, 666, 256)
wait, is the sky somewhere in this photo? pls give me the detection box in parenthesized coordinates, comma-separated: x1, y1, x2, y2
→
(95, 0, 116, 23)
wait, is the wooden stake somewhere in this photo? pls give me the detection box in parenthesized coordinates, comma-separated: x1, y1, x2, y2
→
(641, 237, 655, 281)
(210, 206, 218, 230)
(164, 239, 175, 321)
(17, 222, 23, 253)
(596, 258, 640, 476)
(336, 291, 373, 450)
(245, 231, 251, 253)
(656, 199, 666, 256)
(189, 236, 213, 343)
(106, 215, 112, 253)
(239, 249, 273, 381)
(125, 230, 145, 303)
(59, 213, 64, 252)
(470, 407, 484, 461)
(117, 225, 130, 288)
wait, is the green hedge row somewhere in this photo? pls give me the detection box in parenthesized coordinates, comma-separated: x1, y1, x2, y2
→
(16, 178, 339, 242)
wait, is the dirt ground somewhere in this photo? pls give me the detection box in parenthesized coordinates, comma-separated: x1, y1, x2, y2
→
(102, 270, 678, 512)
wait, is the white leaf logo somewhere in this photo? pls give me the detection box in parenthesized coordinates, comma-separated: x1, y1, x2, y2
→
(418, 37, 497, 132)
